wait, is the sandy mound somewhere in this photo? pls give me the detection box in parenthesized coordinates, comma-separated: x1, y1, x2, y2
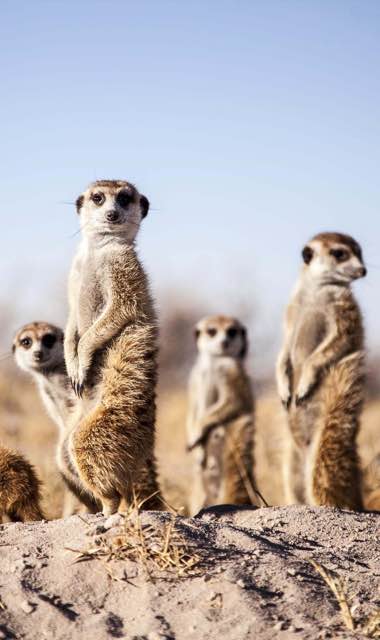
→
(0, 506, 379, 639)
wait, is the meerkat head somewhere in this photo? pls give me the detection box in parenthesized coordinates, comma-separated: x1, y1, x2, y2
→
(301, 232, 366, 285)
(13, 322, 64, 374)
(75, 179, 150, 243)
(194, 315, 248, 359)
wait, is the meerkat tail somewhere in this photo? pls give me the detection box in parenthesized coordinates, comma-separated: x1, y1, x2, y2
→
(309, 352, 365, 510)
(223, 414, 259, 506)
(362, 453, 380, 511)
(71, 326, 162, 514)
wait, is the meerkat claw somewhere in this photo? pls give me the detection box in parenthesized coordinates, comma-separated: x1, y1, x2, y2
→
(75, 382, 84, 397)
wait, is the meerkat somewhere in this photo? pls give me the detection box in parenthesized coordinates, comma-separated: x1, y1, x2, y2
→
(64, 179, 161, 516)
(276, 232, 366, 510)
(362, 454, 380, 511)
(0, 444, 44, 522)
(13, 322, 99, 515)
(186, 315, 258, 515)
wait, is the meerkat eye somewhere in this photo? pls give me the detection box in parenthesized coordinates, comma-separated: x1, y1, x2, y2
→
(330, 248, 349, 262)
(226, 327, 237, 339)
(116, 190, 132, 209)
(91, 192, 105, 206)
(42, 334, 57, 349)
(207, 328, 217, 337)
(302, 246, 313, 264)
(20, 337, 32, 349)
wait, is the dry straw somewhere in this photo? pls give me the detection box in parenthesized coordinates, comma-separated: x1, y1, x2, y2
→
(310, 560, 380, 638)
(67, 494, 202, 581)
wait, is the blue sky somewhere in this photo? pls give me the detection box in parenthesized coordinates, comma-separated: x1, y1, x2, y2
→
(1, 1, 380, 367)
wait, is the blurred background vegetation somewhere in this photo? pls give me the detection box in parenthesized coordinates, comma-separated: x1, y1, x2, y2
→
(0, 288, 379, 519)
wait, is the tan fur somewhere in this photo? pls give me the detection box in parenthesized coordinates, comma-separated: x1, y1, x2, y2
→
(362, 454, 380, 511)
(0, 445, 44, 522)
(65, 180, 161, 515)
(13, 322, 99, 516)
(277, 232, 366, 510)
(187, 315, 257, 515)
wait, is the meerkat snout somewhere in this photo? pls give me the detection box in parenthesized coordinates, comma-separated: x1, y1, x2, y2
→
(75, 180, 150, 242)
(106, 209, 120, 223)
(195, 316, 247, 359)
(301, 231, 366, 284)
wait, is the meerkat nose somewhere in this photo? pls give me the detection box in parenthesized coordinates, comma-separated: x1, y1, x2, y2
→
(106, 210, 120, 223)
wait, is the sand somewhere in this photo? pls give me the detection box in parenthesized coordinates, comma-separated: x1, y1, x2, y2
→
(0, 506, 379, 639)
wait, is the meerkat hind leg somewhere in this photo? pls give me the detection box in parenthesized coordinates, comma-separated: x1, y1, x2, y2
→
(102, 495, 121, 517)
(283, 441, 306, 505)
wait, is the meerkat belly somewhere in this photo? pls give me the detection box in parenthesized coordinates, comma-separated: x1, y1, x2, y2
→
(198, 366, 218, 418)
(290, 310, 326, 385)
(77, 258, 105, 335)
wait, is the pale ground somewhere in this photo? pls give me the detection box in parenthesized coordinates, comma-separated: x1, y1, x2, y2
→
(0, 506, 379, 639)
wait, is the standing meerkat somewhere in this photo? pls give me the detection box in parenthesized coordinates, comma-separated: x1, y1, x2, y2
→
(13, 322, 99, 515)
(64, 179, 161, 515)
(0, 445, 44, 522)
(276, 232, 366, 510)
(186, 315, 258, 515)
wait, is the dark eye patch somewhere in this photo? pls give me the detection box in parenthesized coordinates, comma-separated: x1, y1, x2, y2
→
(226, 327, 237, 339)
(330, 248, 349, 262)
(207, 328, 217, 337)
(116, 190, 133, 209)
(302, 246, 313, 264)
(91, 192, 105, 206)
(20, 337, 32, 349)
(42, 334, 57, 349)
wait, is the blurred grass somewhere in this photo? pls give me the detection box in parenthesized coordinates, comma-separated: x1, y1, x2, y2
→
(1, 363, 378, 519)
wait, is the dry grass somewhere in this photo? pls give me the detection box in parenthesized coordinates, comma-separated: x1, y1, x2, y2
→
(310, 560, 380, 638)
(67, 499, 202, 581)
(0, 364, 379, 518)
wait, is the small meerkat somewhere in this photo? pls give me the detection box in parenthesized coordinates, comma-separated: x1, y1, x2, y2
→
(0, 445, 44, 522)
(12, 322, 99, 515)
(276, 232, 366, 510)
(362, 454, 380, 511)
(64, 179, 161, 516)
(186, 315, 258, 515)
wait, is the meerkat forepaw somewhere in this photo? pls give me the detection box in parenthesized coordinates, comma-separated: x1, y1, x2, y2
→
(67, 357, 86, 397)
(277, 376, 292, 410)
(71, 380, 84, 398)
(295, 366, 317, 405)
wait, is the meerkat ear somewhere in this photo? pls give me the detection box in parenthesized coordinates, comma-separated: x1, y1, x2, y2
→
(194, 328, 200, 341)
(140, 195, 150, 218)
(239, 327, 248, 358)
(76, 195, 84, 214)
(302, 246, 313, 265)
(11, 344, 16, 353)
